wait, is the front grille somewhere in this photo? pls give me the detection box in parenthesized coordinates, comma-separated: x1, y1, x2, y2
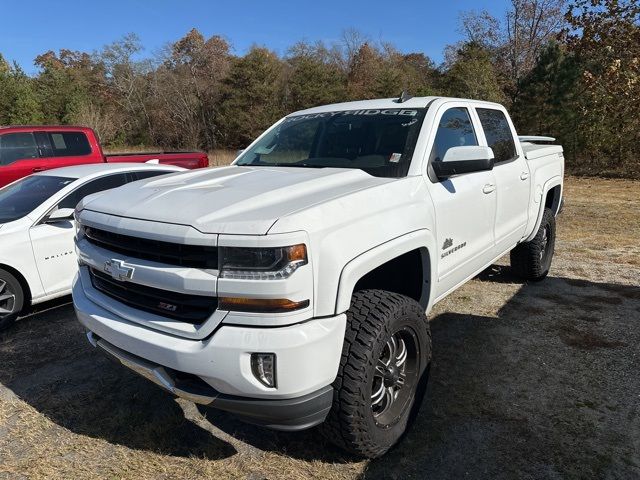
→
(90, 268, 217, 323)
(84, 226, 218, 269)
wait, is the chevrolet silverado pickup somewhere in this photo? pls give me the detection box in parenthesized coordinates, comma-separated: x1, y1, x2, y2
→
(73, 96, 564, 458)
(0, 125, 208, 187)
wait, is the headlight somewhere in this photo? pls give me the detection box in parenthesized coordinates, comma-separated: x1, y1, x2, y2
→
(219, 244, 307, 280)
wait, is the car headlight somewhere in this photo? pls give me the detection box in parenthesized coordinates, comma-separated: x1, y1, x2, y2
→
(219, 244, 307, 280)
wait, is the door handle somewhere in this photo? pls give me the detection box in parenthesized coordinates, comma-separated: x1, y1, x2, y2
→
(482, 183, 496, 194)
(520, 171, 529, 180)
(32, 167, 45, 172)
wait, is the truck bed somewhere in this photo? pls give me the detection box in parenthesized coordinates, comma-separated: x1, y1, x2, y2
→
(105, 151, 209, 169)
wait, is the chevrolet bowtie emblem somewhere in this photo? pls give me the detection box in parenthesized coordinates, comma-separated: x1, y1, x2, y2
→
(104, 259, 134, 281)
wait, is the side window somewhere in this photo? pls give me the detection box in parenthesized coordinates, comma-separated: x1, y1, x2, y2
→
(131, 170, 172, 181)
(431, 108, 478, 162)
(47, 132, 92, 158)
(476, 109, 517, 163)
(0, 133, 39, 166)
(58, 173, 129, 210)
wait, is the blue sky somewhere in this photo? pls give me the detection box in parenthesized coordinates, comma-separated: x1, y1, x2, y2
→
(2, 0, 511, 74)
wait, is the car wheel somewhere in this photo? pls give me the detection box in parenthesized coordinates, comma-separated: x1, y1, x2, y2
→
(0, 269, 24, 331)
(510, 207, 556, 281)
(320, 289, 431, 458)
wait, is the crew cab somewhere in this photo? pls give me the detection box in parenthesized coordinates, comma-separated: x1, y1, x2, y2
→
(0, 163, 184, 330)
(72, 96, 564, 458)
(0, 125, 208, 187)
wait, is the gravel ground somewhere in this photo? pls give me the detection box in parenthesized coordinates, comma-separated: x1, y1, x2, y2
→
(0, 176, 638, 479)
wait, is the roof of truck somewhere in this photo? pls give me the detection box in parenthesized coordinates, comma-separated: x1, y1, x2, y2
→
(289, 96, 505, 116)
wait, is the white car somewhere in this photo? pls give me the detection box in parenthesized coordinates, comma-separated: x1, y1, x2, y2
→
(73, 96, 564, 457)
(0, 163, 184, 330)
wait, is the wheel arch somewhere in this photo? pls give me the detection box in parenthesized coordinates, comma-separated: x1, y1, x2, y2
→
(334, 229, 436, 315)
(525, 176, 563, 242)
(0, 263, 32, 306)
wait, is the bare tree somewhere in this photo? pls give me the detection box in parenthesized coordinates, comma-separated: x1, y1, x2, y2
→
(456, 0, 567, 101)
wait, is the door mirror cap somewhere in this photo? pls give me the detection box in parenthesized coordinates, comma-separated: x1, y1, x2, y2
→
(45, 207, 75, 223)
(433, 146, 495, 180)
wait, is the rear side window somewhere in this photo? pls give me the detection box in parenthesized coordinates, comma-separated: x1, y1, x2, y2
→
(131, 170, 174, 181)
(48, 132, 92, 157)
(0, 133, 39, 165)
(431, 108, 478, 162)
(58, 173, 129, 209)
(476, 109, 517, 163)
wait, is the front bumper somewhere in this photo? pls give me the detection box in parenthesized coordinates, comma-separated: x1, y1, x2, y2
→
(89, 332, 333, 430)
(72, 273, 345, 429)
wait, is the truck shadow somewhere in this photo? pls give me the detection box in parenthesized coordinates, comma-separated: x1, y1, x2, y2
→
(0, 299, 236, 460)
(361, 266, 640, 479)
(1, 266, 639, 473)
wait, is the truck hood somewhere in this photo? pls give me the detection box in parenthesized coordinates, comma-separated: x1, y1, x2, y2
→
(82, 166, 394, 234)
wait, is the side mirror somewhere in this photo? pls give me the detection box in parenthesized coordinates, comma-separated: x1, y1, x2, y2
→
(433, 146, 495, 180)
(45, 207, 75, 224)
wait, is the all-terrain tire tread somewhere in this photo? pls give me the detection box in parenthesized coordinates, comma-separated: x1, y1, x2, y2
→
(320, 289, 431, 458)
(510, 208, 556, 280)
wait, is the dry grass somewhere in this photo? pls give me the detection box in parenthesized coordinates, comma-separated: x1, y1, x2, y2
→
(208, 149, 237, 167)
(0, 176, 639, 479)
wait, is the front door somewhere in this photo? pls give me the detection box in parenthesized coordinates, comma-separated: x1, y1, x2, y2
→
(426, 105, 497, 299)
(29, 220, 77, 296)
(30, 172, 130, 295)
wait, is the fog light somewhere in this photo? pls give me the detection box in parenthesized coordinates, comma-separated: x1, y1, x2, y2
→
(251, 353, 276, 388)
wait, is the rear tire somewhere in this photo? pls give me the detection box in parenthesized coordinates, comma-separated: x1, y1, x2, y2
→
(320, 289, 431, 458)
(510, 207, 556, 281)
(0, 269, 24, 331)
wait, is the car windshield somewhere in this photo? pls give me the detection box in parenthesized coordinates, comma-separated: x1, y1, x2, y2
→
(0, 175, 75, 223)
(236, 108, 427, 178)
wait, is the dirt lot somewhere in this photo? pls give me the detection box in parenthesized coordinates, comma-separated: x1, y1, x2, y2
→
(0, 176, 638, 479)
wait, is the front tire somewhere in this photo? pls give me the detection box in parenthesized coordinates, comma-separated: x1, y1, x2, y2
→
(0, 269, 24, 331)
(510, 207, 556, 280)
(320, 290, 431, 458)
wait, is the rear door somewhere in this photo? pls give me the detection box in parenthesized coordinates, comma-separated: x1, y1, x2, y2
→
(425, 103, 497, 298)
(475, 108, 530, 253)
(41, 130, 99, 169)
(0, 132, 42, 187)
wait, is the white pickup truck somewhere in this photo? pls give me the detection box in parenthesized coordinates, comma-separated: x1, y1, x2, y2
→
(72, 96, 564, 458)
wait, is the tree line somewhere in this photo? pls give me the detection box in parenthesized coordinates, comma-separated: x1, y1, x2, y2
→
(0, 0, 638, 178)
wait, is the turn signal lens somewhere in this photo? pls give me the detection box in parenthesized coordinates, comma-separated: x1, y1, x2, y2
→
(219, 297, 310, 313)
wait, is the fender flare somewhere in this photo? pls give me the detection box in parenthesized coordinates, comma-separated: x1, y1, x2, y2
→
(334, 229, 436, 314)
(525, 176, 563, 242)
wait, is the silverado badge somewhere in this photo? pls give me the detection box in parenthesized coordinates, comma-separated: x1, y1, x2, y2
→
(442, 238, 453, 250)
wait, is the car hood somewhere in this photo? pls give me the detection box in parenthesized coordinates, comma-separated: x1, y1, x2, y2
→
(81, 166, 394, 234)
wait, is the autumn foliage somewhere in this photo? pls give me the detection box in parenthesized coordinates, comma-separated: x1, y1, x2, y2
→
(0, 0, 637, 177)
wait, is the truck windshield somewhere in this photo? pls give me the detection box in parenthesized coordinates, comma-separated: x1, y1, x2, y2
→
(236, 108, 426, 178)
(0, 175, 74, 224)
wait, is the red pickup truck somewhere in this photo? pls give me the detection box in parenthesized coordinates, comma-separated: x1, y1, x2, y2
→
(0, 126, 209, 188)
